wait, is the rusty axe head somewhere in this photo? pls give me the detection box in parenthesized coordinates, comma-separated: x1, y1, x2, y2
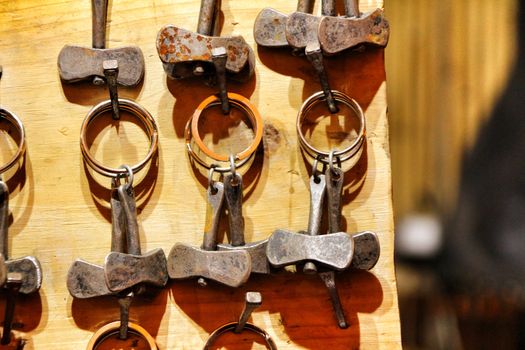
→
(67, 259, 112, 299)
(156, 26, 254, 82)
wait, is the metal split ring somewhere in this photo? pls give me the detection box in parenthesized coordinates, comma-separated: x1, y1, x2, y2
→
(0, 107, 25, 175)
(80, 99, 159, 178)
(185, 93, 263, 173)
(297, 90, 365, 166)
(86, 321, 157, 350)
(203, 322, 277, 350)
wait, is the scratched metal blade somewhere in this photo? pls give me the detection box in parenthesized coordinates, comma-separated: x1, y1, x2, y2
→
(351, 231, 380, 270)
(57, 45, 145, 86)
(67, 259, 111, 298)
(168, 243, 251, 287)
(253, 8, 289, 47)
(6, 256, 42, 294)
(0, 181, 8, 261)
(104, 248, 168, 292)
(285, 12, 321, 50)
(266, 229, 353, 270)
(156, 26, 251, 75)
(318, 9, 390, 55)
(217, 239, 270, 274)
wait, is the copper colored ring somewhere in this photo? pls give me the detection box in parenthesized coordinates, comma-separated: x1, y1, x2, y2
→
(86, 321, 157, 350)
(80, 99, 158, 178)
(187, 93, 263, 170)
(203, 322, 277, 350)
(0, 107, 26, 174)
(297, 90, 365, 165)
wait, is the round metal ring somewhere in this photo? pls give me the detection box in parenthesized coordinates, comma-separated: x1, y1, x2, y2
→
(86, 321, 157, 350)
(186, 93, 263, 172)
(296, 90, 365, 165)
(80, 99, 158, 178)
(0, 107, 26, 175)
(203, 322, 277, 350)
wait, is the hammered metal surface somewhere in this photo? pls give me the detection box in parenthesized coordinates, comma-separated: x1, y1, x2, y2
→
(104, 248, 168, 292)
(318, 9, 390, 55)
(266, 229, 354, 270)
(350, 231, 380, 270)
(57, 45, 145, 86)
(285, 12, 321, 50)
(253, 8, 289, 47)
(6, 257, 42, 294)
(67, 260, 111, 299)
(217, 240, 270, 274)
(168, 243, 251, 287)
(156, 26, 253, 79)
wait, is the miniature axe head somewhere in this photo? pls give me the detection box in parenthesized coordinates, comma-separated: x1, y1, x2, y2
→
(67, 260, 111, 299)
(266, 229, 354, 270)
(57, 0, 145, 86)
(156, 26, 255, 82)
(168, 243, 251, 288)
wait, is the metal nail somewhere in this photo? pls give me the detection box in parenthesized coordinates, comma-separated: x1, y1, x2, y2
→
(103, 60, 120, 120)
(319, 271, 348, 328)
(118, 292, 133, 340)
(234, 292, 262, 333)
(211, 47, 230, 114)
(305, 47, 338, 113)
(1, 274, 22, 345)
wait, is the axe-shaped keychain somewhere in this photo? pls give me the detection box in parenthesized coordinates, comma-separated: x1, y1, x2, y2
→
(157, 0, 255, 113)
(167, 164, 253, 288)
(0, 80, 42, 344)
(68, 168, 168, 339)
(58, 0, 145, 86)
(254, 0, 389, 112)
(266, 157, 379, 328)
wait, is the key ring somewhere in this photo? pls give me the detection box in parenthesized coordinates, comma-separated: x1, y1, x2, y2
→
(0, 108, 25, 174)
(297, 90, 365, 166)
(80, 99, 159, 178)
(203, 322, 277, 350)
(86, 321, 157, 350)
(185, 93, 263, 173)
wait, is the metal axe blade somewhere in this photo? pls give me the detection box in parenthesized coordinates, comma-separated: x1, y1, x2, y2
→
(6, 256, 42, 294)
(253, 8, 289, 47)
(67, 259, 111, 299)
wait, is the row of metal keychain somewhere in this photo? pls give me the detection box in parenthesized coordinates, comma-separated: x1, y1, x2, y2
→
(0, 0, 389, 348)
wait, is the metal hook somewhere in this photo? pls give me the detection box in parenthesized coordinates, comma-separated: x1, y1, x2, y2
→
(116, 164, 134, 189)
(103, 59, 120, 120)
(328, 150, 341, 178)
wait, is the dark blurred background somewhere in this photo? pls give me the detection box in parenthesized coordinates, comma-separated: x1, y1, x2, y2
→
(385, 0, 525, 348)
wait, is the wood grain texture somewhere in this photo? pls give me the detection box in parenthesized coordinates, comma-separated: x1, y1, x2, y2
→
(0, 1, 399, 349)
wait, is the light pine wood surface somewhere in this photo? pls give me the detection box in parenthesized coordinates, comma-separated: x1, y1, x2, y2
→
(0, 0, 400, 349)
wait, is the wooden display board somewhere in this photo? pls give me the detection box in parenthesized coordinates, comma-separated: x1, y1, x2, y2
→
(0, 0, 400, 348)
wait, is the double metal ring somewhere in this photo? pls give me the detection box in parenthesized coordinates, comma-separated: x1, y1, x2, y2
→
(203, 322, 277, 350)
(80, 99, 158, 178)
(185, 93, 263, 173)
(86, 321, 157, 350)
(0, 107, 25, 175)
(297, 90, 365, 165)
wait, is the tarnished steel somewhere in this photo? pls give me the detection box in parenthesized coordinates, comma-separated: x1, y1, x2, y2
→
(57, 0, 145, 86)
(319, 271, 348, 328)
(303, 173, 326, 274)
(344, 0, 360, 18)
(217, 240, 270, 274)
(156, 26, 254, 81)
(211, 47, 230, 114)
(318, 8, 390, 55)
(197, 0, 220, 36)
(67, 260, 111, 299)
(285, 12, 321, 50)
(253, 8, 289, 47)
(266, 229, 354, 270)
(6, 257, 42, 294)
(322, 0, 337, 17)
(235, 292, 262, 333)
(105, 249, 168, 292)
(326, 167, 344, 233)
(103, 60, 120, 120)
(0, 180, 42, 295)
(103, 183, 168, 292)
(202, 182, 225, 251)
(350, 231, 380, 270)
(167, 243, 251, 288)
(58, 46, 145, 86)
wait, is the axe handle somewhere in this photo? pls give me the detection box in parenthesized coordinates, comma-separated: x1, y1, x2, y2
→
(197, 0, 220, 36)
(0, 181, 8, 260)
(118, 184, 141, 256)
(224, 173, 245, 247)
(110, 180, 126, 253)
(344, 0, 360, 17)
(325, 167, 344, 233)
(202, 182, 225, 251)
(91, 0, 108, 49)
(303, 174, 326, 274)
(322, 0, 337, 16)
(297, 0, 313, 13)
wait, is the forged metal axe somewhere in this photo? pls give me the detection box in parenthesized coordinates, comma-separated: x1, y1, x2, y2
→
(156, 0, 254, 83)
(168, 181, 252, 288)
(57, 0, 144, 86)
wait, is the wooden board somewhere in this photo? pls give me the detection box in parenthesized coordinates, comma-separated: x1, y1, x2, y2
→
(0, 0, 400, 349)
